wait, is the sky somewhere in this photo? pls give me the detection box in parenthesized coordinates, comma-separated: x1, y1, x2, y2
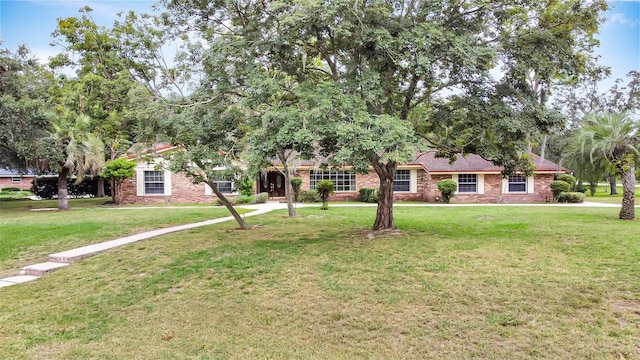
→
(0, 0, 638, 93)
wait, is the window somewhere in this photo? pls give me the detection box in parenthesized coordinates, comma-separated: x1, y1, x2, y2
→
(310, 170, 356, 192)
(11, 176, 22, 183)
(213, 180, 233, 194)
(393, 170, 411, 192)
(508, 175, 527, 193)
(144, 170, 165, 194)
(457, 174, 477, 193)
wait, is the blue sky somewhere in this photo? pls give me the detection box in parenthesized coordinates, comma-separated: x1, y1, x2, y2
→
(0, 0, 638, 92)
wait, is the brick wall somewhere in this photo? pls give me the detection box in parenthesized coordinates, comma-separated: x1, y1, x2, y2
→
(0, 177, 35, 190)
(120, 172, 218, 204)
(426, 173, 554, 203)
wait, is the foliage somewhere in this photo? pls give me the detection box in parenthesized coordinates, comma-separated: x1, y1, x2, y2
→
(1, 187, 21, 193)
(290, 178, 303, 202)
(358, 187, 378, 203)
(298, 190, 321, 203)
(234, 176, 255, 197)
(30, 176, 109, 199)
(565, 112, 639, 219)
(550, 180, 571, 200)
(255, 192, 268, 204)
(315, 180, 335, 210)
(101, 158, 135, 205)
(437, 179, 458, 204)
(557, 192, 586, 203)
(234, 195, 254, 205)
(557, 174, 577, 190)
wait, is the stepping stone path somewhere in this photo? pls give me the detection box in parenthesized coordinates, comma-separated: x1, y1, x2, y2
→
(0, 203, 286, 289)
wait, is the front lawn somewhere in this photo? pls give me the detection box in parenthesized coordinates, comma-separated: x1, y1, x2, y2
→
(0, 206, 638, 359)
(585, 185, 640, 204)
(0, 198, 249, 277)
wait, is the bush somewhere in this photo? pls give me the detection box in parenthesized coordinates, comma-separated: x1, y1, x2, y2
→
(255, 192, 268, 204)
(235, 177, 255, 197)
(437, 179, 457, 204)
(299, 190, 321, 203)
(550, 180, 571, 201)
(1, 186, 21, 192)
(290, 178, 302, 202)
(31, 177, 111, 199)
(557, 191, 585, 203)
(235, 195, 254, 204)
(359, 187, 373, 202)
(557, 174, 577, 190)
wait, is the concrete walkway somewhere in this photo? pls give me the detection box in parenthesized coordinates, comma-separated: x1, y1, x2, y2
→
(0, 202, 289, 289)
(0, 200, 631, 289)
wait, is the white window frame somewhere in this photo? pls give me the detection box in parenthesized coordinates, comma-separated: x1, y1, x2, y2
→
(136, 163, 172, 196)
(205, 181, 235, 195)
(502, 175, 535, 194)
(11, 176, 22, 183)
(310, 170, 356, 192)
(393, 170, 411, 192)
(452, 174, 484, 194)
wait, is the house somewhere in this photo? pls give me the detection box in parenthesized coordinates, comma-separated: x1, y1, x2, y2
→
(0, 168, 37, 190)
(119, 147, 564, 204)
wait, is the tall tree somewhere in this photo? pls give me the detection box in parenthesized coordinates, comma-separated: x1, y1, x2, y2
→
(0, 45, 52, 170)
(49, 112, 105, 210)
(567, 112, 638, 219)
(157, 0, 606, 230)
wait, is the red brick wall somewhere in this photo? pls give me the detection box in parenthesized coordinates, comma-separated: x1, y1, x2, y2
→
(0, 177, 34, 190)
(120, 172, 218, 205)
(426, 173, 554, 203)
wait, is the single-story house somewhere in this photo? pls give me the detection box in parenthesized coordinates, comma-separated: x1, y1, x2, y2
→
(119, 147, 565, 204)
(0, 168, 37, 190)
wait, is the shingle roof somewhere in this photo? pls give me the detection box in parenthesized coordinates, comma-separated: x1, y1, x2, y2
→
(416, 152, 564, 173)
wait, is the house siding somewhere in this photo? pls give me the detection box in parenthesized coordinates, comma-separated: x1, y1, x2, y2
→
(0, 177, 34, 190)
(121, 172, 216, 204)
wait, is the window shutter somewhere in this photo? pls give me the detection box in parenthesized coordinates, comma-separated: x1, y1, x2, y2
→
(527, 175, 535, 194)
(164, 170, 172, 196)
(501, 177, 509, 193)
(477, 174, 485, 194)
(410, 169, 417, 193)
(205, 183, 212, 195)
(136, 169, 144, 196)
(452, 174, 458, 194)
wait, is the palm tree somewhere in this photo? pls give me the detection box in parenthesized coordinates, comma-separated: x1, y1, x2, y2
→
(51, 113, 104, 210)
(566, 112, 639, 219)
(316, 180, 335, 210)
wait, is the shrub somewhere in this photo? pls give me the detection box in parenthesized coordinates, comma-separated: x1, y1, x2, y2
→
(315, 180, 335, 210)
(557, 174, 577, 190)
(235, 195, 254, 204)
(235, 177, 255, 197)
(31, 177, 111, 199)
(255, 192, 268, 204)
(1, 186, 21, 193)
(550, 180, 571, 201)
(437, 179, 457, 204)
(359, 187, 374, 202)
(557, 191, 585, 203)
(299, 190, 321, 203)
(290, 178, 302, 202)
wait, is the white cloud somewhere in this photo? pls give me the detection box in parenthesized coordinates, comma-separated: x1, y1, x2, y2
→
(606, 12, 639, 27)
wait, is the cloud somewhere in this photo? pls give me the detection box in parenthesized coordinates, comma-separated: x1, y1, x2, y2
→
(605, 12, 639, 27)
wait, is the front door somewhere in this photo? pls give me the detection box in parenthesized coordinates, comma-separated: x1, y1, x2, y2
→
(260, 172, 286, 197)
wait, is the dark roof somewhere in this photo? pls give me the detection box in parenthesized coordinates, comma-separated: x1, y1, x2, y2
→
(416, 152, 564, 173)
(0, 168, 38, 177)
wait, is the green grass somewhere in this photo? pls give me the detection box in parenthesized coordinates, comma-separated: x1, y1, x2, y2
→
(584, 185, 640, 204)
(0, 198, 248, 277)
(1, 206, 639, 359)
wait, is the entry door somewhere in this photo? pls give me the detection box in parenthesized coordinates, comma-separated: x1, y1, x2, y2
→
(261, 172, 285, 197)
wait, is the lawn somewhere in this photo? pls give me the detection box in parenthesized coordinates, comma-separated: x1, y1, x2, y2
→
(584, 185, 640, 204)
(0, 205, 639, 359)
(0, 198, 249, 277)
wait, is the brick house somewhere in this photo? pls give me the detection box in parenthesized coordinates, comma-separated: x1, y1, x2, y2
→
(120, 147, 564, 204)
(0, 168, 37, 190)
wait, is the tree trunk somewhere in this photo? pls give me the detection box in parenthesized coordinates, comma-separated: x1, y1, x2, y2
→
(540, 133, 548, 160)
(371, 160, 397, 231)
(619, 163, 636, 220)
(207, 180, 250, 229)
(58, 167, 69, 210)
(96, 177, 106, 197)
(113, 180, 122, 205)
(609, 174, 618, 195)
(279, 151, 296, 217)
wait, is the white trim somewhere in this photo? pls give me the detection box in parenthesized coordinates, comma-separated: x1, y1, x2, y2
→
(136, 169, 144, 196)
(410, 169, 418, 193)
(452, 174, 458, 195)
(135, 161, 171, 196)
(501, 177, 509, 194)
(477, 174, 485, 194)
(204, 182, 237, 196)
(164, 170, 172, 196)
(527, 175, 534, 194)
